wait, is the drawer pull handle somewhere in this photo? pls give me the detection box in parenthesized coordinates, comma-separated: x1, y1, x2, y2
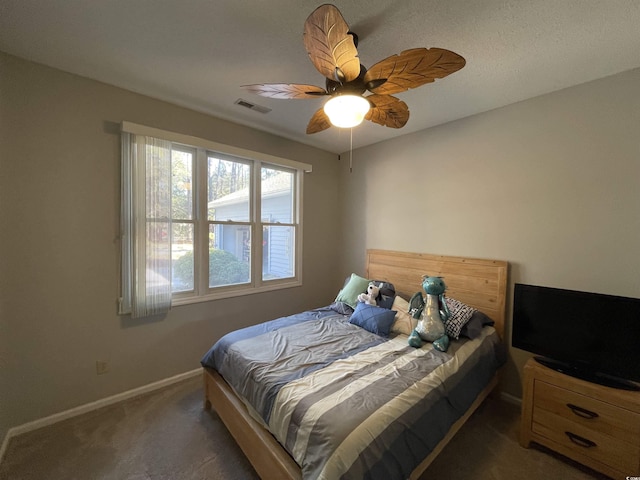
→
(565, 431, 597, 448)
(566, 403, 599, 419)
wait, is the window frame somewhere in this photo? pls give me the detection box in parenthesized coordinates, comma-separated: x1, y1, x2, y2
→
(121, 122, 311, 308)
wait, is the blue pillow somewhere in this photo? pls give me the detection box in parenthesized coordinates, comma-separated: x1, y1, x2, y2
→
(349, 302, 397, 336)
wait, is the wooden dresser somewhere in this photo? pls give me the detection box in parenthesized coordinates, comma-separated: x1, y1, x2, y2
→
(520, 358, 640, 478)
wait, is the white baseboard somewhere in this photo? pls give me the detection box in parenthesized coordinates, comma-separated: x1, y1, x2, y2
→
(500, 391, 522, 406)
(0, 368, 201, 465)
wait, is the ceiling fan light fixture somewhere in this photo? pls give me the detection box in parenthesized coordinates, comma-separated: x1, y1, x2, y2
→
(243, 5, 465, 134)
(323, 94, 370, 128)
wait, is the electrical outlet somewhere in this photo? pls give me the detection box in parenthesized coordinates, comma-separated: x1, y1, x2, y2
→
(96, 360, 109, 375)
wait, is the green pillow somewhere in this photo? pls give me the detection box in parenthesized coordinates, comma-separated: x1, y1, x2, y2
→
(335, 273, 370, 308)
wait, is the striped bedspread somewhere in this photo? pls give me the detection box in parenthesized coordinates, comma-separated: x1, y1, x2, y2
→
(201, 305, 505, 480)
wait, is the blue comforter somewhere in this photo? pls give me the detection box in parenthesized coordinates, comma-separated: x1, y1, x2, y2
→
(201, 304, 505, 480)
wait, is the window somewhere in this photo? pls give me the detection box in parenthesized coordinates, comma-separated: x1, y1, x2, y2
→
(261, 166, 296, 280)
(170, 145, 196, 293)
(120, 122, 311, 317)
(204, 154, 252, 289)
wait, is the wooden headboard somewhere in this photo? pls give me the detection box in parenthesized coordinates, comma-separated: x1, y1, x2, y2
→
(365, 249, 508, 339)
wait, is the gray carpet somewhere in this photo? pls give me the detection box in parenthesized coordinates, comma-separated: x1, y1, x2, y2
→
(0, 376, 608, 480)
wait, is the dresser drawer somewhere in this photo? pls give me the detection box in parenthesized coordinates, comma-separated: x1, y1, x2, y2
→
(520, 359, 640, 479)
(532, 407, 639, 473)
(533, 380, 640, 444)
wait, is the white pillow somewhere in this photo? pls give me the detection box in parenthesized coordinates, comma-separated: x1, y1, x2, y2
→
(390, 296, 416, 336)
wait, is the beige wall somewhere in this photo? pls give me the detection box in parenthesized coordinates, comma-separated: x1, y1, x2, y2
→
(1, 49, 639, 448)
(338, 67, 640, 397)
(0, 52, 341, 444)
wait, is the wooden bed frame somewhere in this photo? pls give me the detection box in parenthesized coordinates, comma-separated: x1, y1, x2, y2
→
(203, 249, 508, 480)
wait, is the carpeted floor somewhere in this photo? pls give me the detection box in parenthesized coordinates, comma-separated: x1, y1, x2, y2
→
(0, 376, 609, 480)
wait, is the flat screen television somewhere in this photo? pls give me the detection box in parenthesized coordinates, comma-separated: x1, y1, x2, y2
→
(512, 283, 640, 390)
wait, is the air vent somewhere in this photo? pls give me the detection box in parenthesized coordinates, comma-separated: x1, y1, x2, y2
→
(234, 98, 271, 114)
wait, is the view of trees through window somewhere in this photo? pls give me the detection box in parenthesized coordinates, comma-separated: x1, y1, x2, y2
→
(171, 147, 195, 292)
(206, 156, 251, 288)
(170, 149, 295, 295)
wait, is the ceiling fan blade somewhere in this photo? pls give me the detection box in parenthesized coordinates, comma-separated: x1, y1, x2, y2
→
(306, 107, 332, 134)
(303, 4, 360, 83)
(365, 94, 409, 129)
(242, 83, 328, 99)
(364, 48, 466, 95)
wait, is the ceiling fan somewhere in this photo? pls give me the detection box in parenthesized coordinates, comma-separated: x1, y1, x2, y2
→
(242, 4, 466, 134)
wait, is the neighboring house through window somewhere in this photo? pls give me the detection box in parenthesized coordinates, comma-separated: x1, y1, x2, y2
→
(210, 168, 296, 281)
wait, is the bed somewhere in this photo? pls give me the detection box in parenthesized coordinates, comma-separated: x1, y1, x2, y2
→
(202, 249, 508, 479)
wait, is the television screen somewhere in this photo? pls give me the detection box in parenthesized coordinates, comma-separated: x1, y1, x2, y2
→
(512, 283, 640, 388)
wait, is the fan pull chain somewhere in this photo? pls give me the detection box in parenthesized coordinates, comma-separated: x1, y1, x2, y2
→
(349, 128, 353, 173)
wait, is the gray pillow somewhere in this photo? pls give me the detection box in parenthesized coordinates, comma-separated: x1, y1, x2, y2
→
(371, 280, 395, 298)
(459, 310, 494, 339)
(371, 280, 396, 308)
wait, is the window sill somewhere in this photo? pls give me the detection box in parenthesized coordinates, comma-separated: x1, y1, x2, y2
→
(171, 279, 303, 307)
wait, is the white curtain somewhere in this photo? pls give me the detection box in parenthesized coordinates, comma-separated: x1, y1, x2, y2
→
(120, 133, 172, 318)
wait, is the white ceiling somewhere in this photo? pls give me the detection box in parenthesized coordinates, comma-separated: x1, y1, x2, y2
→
(1, 0, 639, 154)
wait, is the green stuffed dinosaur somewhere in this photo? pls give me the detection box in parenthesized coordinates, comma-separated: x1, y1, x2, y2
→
(407, 275, 451, 352)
